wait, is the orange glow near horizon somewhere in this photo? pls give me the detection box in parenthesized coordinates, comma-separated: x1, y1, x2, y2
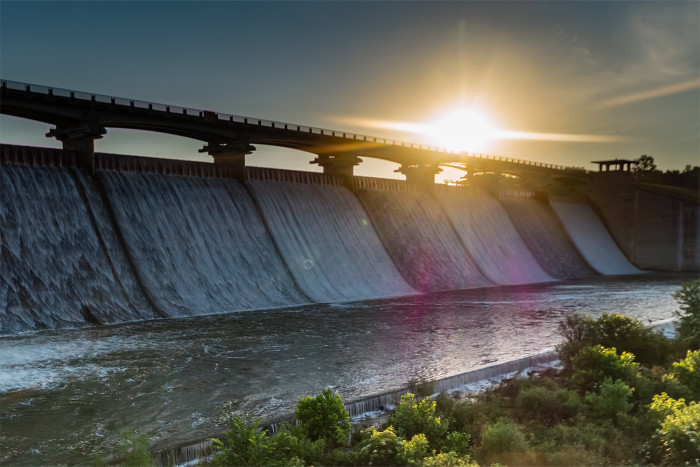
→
(334, 109, 629, 155)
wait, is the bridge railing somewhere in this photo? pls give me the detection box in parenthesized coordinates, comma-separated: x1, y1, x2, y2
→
(2, 79, 581, 172)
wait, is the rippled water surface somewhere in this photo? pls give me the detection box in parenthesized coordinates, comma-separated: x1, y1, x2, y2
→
(0, 273, 694, 465)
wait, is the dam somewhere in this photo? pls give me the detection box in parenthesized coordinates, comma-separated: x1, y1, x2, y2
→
(1, 82, 699, 464)
(5, 143, 696, 334)
(1, 143, 698, 464)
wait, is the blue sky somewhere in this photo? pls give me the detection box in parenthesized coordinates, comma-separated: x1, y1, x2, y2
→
(1, 1, 698, 180)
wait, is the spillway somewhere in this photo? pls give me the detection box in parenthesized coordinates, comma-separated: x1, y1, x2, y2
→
(353, 178, 491, 292)
(435, 187, 554, 285)
(499, 194, 595, 280)
(246, 170, 416, 302)
(97, 169, 308, 317)
(0, 160, 152, 333)
(550, 199, 642, 275)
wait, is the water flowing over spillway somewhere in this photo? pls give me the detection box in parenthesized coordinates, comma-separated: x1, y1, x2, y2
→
(247, 176, 416, 302)
(435, 187, 554, 285)
(499, 196, 595, 280)
(550, 199, 642, 275)
(0, 164, 152, 333)
(97, 170, 308, 316)
(354, 180, 491, 292)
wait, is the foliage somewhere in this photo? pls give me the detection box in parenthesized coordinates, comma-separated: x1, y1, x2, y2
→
(388, 393, 448, 447)
(353, 426, 402, 466)
(476, 420, 530, 465)
(209, 413, 274, 466)
(268, 426, 326, 466)
(295, 388, 350, 445)
(421, 451, 477, 467)
(108, 428, 153, 467)
(569, 344, 640, 394)
(441, 431, 472, 457)
(655, 399, 700, 465)
(407, 376, 437, 399)
(632, 154, 700, 190)
(557, 312, 672, 368)
(673, 279, 700, 348)
(515, 385, 582, 423)
(666, 349, 700, 401)
(584, 378, 634, 421)
(397, 433, 430, 466)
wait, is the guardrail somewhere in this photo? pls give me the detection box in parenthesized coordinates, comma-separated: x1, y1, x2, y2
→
(2, 79, 577, 172)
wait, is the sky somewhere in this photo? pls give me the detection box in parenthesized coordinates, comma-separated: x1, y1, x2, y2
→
(1, 1, 698, 181)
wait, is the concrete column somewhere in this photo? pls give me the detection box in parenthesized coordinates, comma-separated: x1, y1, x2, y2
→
(396, 164, 442, 193)
(46, 124, 106, 175)
(310, 154, 361, 188)
(200, 141, 255, 180)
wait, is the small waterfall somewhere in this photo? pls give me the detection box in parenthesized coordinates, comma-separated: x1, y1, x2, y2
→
(0, 162, 150, 333)
(354, 178, 491, 292)
(97, 169, 308, 317)
(499, 196, 596, 280)
(550, 199, 641, 275)
(434, 186, 554, 285)
(247, 170, 416, 303)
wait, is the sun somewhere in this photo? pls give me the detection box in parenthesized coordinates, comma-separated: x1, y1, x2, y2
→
(426, 107, 498, 153)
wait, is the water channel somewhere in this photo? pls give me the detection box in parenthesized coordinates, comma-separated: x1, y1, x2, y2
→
(0, 272, 694, 465)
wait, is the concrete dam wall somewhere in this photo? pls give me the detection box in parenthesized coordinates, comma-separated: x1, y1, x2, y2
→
(4, 143, 692, 335)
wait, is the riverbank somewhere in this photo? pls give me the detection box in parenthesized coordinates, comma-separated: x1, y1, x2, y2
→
(153, 318, 677, 466)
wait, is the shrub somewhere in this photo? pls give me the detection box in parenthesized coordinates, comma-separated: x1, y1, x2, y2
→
(441, 431, 472, 457)
(666, 349, 700, 401)
(569, 345, 640, 394)
(353, 426, 402, 466)
(389, 393, 449, 447)
(268, 426, 325, 466)
(673, 279, 700, 348)
(422, 451, 477, 467)
(111, 428, 153, 467)
(557, 313, 672, 368)
(584, 378, 634, 421)
(210, 414, 273, 466)
(398, 433, 430, 466)
(477, 420, 530, 465)
(515, 385, 582, 423)
(408, 376, 437, 399)
(654, 399, 700, 465)
(295, 389, 350, 445)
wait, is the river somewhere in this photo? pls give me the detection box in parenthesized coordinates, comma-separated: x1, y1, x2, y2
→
(0, 272, 694, 465)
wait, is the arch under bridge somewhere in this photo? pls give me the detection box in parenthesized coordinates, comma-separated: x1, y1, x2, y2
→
(0, 79, 588, 188)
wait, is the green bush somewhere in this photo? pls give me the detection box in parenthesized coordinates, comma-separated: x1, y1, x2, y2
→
(268, 426, 325, 466)
(397, 433, 430, 466)
(353, 426, 402, 466)
(654, 399, 700, 465)
(515, 385, 582, 423)
(666, 349, 700, 401)
(295, 388, 351, 445)
(408, 376, 437, 399)
(421, 451, 477, 467)
(388, 393, 449, 447)
(210, 414, 273, 466)
(441, 431, 472, 457)
(673, 279, 700, 348)
(584, 378, 634, 421)
(557, 313, 672, 368)
(110, 428, 153, 467)
(477, 420, 530, 465)
(569, 345, 641, 394)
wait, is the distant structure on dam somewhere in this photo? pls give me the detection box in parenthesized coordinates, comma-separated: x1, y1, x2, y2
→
(1, 80, 698, 335)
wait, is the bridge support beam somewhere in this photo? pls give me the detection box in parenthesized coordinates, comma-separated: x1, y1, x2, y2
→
(396, 164, 442, 193)
(200, 141, 255, 180)
(46, 124, 106, 175)
(311, 154, 362, 188)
